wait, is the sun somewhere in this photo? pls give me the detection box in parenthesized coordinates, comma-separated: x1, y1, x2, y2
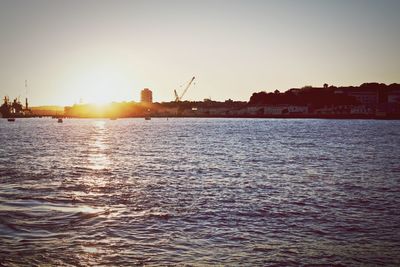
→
(67, 65, 128, 105)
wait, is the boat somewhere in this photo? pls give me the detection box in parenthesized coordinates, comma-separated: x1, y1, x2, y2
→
(110, 117, 117, 120)
(57, 118, 63, 123)
(145, 108, 151, 120)
(7, 118, 15, 122)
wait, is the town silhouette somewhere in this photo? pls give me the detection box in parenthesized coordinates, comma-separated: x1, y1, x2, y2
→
(1, 82, 400, 119)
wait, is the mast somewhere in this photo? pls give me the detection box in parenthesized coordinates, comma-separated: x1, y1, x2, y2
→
(25, 79, 28, 109)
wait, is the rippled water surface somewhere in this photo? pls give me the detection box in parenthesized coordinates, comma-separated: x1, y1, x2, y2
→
(1, 118, 400, 266)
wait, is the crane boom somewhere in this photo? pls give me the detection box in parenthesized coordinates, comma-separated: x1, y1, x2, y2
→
(179, 76, 195, 100)
(174, 76, 195, 102)
(174, 89, 179, 101)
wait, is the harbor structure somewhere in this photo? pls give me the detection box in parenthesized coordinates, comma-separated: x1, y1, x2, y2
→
(0, 96, 32, 118)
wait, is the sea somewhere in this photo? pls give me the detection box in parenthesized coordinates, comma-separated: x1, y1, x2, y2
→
(0, 118, 399, 266)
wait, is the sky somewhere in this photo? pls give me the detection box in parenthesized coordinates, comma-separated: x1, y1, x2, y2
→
(0, 0, 399, 106)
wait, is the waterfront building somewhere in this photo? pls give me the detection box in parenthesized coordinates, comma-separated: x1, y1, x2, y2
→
(247, 106, 264, 115)
(264, 105, 287, 115)
(388, 90, 400, 104)
(140, 88, 153, 103)
(350, 105, 374, 115)
(346, 90, 378, 106)
(264, 105, 308, 115)
(288, 106, 308, 114)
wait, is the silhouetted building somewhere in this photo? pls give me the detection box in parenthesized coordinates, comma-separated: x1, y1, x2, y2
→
(141, 88, 153, 103)
(347, 90, 377, 106)
(388, 89, 400, 104)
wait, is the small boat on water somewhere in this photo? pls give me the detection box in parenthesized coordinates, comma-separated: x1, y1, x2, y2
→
(7, 118, 15, 122)
(110, 117, 117, 120)
(145, 108, 151, 120)
(57, 118, 63, 123)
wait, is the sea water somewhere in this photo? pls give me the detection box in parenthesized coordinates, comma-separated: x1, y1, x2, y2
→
(0, 118, 399, 266)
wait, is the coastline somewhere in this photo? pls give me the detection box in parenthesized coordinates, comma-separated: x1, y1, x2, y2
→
(5, 114, 399, 120)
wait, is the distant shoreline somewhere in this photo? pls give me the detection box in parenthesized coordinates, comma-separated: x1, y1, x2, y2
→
(4, 114, 399, 120)
(2, 82, 400, 120)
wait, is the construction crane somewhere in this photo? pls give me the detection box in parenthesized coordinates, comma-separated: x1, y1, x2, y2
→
(174, 76, 195, 102)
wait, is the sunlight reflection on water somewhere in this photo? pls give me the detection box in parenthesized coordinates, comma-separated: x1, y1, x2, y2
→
(0, 201, 101, 214)
(0, 118, 400, 266)
(88, 120, 111, 170)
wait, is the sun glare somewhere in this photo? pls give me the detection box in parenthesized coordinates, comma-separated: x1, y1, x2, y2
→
(68, 65, 127, 105)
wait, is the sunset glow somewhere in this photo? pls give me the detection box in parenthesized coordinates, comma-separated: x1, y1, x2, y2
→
(71, 67, 122, 104)
(1, 0, 399, 106)
(1, 1, 400, 266)
(60, 63, 135, 105)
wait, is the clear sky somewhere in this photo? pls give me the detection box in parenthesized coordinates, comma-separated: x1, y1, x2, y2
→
(0, 0, 399, 106)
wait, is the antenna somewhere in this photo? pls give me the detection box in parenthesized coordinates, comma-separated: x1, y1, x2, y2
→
(24, 80, 29, 110)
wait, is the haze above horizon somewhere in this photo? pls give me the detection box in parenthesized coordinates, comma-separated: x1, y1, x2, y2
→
(0, 0, 399, 106)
